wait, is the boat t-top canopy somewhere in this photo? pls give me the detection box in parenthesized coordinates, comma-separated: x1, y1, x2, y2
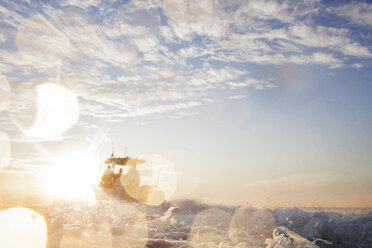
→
(105, 155, 145, 166)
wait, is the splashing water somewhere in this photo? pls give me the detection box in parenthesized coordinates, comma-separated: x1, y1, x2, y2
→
(5, 199, 365, 248)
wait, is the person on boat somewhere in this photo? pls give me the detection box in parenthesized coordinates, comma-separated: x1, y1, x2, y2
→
(112, 168, 124, 196)
(113, 168, 123, 184)
(100, 165, 114, 188)
(123, 164, 140, 198)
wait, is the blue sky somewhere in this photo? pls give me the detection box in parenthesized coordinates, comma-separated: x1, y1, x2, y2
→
(0, 0, 371, 207)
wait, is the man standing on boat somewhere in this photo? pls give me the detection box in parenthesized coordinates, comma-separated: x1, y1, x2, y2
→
(100, 165, 114, 188)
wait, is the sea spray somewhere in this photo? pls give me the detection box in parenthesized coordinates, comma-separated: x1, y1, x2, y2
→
(29, 199, 371, 247)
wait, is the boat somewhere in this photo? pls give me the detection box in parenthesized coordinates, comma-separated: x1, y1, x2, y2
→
(93, 152, 166, 205)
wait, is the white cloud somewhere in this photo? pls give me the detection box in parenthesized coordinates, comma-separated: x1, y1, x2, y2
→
(328, 63, 344, 70)
(117, 101, 201, 117)
(163, 0, 224, 40)
(16, 15, 70, 65)
(352, 63, 363, 69)
(44, 6, 139, 67)
(328, 2, 372, 27)
(218, 52, 342, 66)
(234, 0, 293, 23)
(160, 0, 370, 65)
(289, 52, 340, 65)
(133, 34, 159, 52)
(59, 0, 102, 10)
(0, 32, 6, 42)
(0, 3, 27, 27)
(228, 78, 277, 90)
(0, 0, 370, 122)
(228, 95, 245, 100)
(289, 24, 371, 57)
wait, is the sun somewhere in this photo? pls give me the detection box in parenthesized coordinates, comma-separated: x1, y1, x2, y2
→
(44, 155, 100, 201)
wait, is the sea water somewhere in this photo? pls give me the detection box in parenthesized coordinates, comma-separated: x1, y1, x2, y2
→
(22, 199, 372, 247)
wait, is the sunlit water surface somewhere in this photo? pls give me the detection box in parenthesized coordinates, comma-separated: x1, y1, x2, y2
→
(1, 199, 370, 248)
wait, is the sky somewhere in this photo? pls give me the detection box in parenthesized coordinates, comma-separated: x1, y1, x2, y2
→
(0, 0, 372, 208)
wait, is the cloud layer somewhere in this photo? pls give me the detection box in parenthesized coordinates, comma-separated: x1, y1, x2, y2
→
(0, 0, 371, 120)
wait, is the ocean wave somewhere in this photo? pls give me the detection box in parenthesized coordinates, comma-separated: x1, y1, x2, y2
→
(30, 199, 372, 248)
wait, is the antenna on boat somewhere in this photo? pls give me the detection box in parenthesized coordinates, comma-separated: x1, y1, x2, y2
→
(110, 130, 116, 171)
(110, 130, 114, 157)
(111, 141, 113, 156)
(125, 146, 127, 157)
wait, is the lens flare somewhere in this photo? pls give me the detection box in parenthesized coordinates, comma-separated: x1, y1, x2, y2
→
(0, 75, 10, 112)
(265, 226, 310, 248)
(129, 154, 177, 206)
(121, 167, 141, 202)
(229, 207, 276, 247)
(60, 222, 112, 248)
(136, 185, 166, 206)
(112, 206, 149, 248)
(189, 208, 232, 247)
(16, 14, 70, 66)
(26, 83, 79, 139)
(0, 132, 10, 169)
(0, 207, 47, 248)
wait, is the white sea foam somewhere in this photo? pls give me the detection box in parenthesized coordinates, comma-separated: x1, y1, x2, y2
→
(29, 199, 371, 248)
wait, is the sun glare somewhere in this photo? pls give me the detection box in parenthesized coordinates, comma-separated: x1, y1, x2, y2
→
(27, 83, 79, 139)
(44, 156, 100, 201)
